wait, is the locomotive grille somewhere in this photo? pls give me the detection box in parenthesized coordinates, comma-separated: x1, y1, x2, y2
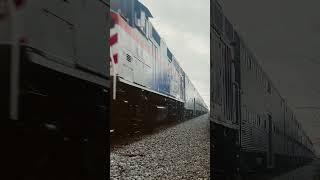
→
(126, 54, 132, 62)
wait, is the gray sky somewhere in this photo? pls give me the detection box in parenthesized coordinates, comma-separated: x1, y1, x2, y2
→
(222, 0, 320, 153)
(140, 0, 210, 106)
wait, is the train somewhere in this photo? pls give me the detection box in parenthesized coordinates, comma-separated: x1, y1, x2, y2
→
(110, 0, 208, 133)
(210, 0, 316, 178)
(1, 0, 109, 179)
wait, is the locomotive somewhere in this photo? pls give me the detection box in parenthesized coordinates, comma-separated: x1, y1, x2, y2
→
(1, 0, 109, 179)
(210, 0, 316, 178)
(110, 0, 208, 133)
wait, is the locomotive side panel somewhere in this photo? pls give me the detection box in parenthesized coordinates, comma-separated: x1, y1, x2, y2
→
(210, 29, 223, 123)
(211, 0, 315, 177)
(110, 6, 186, 102)
(184, 75, 196, 116)
(210, 33, 235, 126)
(21, 0, 75, 65)
(239, 44, 269, 155)
(110, 0, 207, 132)
(8, 0, 111, 83)
(74, 0, 109, 77)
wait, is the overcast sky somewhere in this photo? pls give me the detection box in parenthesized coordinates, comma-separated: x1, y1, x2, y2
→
(222, 0, 320, 153)
(140, 0, 210, 106)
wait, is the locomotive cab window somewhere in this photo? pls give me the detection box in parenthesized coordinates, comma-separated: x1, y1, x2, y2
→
(152, 27, 160, 45)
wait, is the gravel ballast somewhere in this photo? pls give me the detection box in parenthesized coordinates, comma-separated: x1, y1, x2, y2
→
(110, 114, 210, 180)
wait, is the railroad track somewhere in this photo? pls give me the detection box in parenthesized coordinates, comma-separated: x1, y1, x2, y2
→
(110, 114, 210, 179)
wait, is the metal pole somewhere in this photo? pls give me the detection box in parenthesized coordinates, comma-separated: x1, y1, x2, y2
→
(110, 48, 117, 100)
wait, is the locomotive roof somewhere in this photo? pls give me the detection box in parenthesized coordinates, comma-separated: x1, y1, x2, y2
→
(137, 0, 153, 18)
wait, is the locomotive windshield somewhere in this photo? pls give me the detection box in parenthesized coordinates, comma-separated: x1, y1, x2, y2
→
(111, 0, 134, 25)
(111, 0, 152, 28)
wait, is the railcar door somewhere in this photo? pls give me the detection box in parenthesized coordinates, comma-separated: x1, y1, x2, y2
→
(153, 44, 159, 91)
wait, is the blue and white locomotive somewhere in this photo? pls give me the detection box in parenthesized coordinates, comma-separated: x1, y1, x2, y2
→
(110, 0, 208, 132)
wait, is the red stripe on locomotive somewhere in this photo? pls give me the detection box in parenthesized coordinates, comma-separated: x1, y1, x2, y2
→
(109, 33, 118, 46)
(110, 11, 152, 55)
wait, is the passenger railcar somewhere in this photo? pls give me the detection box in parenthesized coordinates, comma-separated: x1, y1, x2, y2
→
(110, 0, 207, 133)
(210, 0, 315, 178)
(185, 75, 208, 118)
